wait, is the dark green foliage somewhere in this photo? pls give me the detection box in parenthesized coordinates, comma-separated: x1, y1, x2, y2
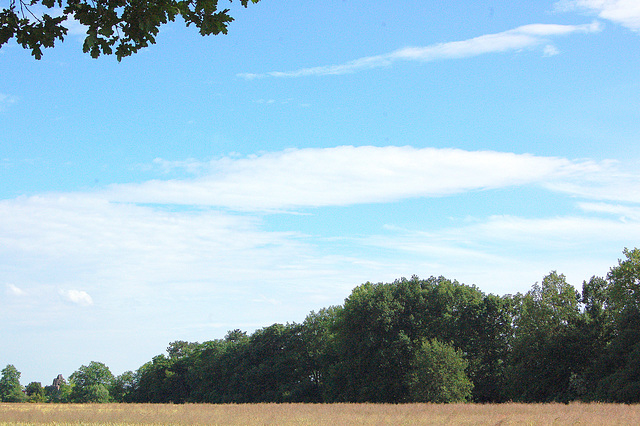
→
(327, 275, 500, 403)
(300, 307, 340, 402)
(44, 375, 72, 403)
(506, 272, 586, 402)
(1, 0, 260, 60)
(465, 293, 513, 402)
(582, 275, 610, 321)
(234, 323, 313, 402)
(223, 329, 247, 343)
(167, 340, 201, 360)
(327, 277, 428, 402)
(110, 370, 137, 402)
(607, 248, 640, 318)
(134, 355, 175, 402)
(132, 323, 319, 403)
(593, 309, 640, 402)
(588, 249, 640, 402)
(25, 381, 46, 402)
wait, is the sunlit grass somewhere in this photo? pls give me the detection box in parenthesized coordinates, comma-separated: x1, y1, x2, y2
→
(2, 402, 640, 425)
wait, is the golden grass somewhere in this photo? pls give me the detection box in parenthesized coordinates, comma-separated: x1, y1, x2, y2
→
(1, 402, 640, 425)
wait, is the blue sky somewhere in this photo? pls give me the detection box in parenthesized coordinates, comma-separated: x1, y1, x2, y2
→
(1, 0, 640, 385)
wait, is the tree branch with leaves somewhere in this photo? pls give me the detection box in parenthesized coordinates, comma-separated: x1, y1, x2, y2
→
(1, 0, 259, 60)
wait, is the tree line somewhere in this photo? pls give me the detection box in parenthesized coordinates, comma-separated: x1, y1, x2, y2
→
(2, 248, 640, 404)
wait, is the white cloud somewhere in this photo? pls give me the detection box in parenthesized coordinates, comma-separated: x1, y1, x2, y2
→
(544, 160, 640, 203)
(363, 211, 640, 294)
(6, 283, 26, 296)
(0, 195, 306, 282)
(59, 289, 93, 306)
(61, 14, 88, 37)
(578, 202, 640, 220)
(151, 157, 207, 175)
(0, 93, 18, 112)
(1, 146, 639, 315)
(556, 0, 640, 32)
(238, 22, 601, 79)
(543, 44, 561, 56)
(374, 212, 640, 256)
(471, 214, 640, 246)
(105, 146, 605, 210)
(0, 193, 333, 321)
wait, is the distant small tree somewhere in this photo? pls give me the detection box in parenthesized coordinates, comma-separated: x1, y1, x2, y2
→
(44, 375, 72, 402)
(69, 361, 114, 403)
(0, 365, 25, 402)
(409, 339, 473, 403)
(25, 381, 46, 402)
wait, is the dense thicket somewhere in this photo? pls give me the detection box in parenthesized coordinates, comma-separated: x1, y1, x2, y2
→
(4, 248, 640, 403)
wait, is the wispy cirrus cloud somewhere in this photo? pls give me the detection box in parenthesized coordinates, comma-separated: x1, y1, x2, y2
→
(1, 146, 639, 360)
(556, 0, 640, 32)
(363, 209, 640, 294)
(578, 202, 640, 220)
(543, 44, 561, 56)
(0, 93, 18, 112)
(545, 160, 640, 203)
(6, 283, 26, 296)
(238, 22, 601, 79)
(105, 146, 608, 210)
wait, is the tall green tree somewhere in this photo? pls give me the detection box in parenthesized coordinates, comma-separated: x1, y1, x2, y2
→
(233, 323, 303, 402)
(467, 293, 514, 402)
(591, 249, 640, 402)
(0, 365, 25, 402)
(573, 275, 612, 400)
(300, 306, 340, 402)
(328, 276, 490, 402)
(195, 335, 251, 403)
(593, 309, 640, 402)
(506, 271, 586, 402)
(1, 0, 260, 60)
(69, 361, 114, 403)
(133, 355, 174, 402)
(329, 278, 421, 402)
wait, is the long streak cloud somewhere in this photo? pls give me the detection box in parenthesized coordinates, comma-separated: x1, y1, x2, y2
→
(238, 22, 601, 79)
(103, 146, 634, 210)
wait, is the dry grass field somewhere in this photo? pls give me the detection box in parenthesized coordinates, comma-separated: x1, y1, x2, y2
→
(2, 402, 640, 425)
